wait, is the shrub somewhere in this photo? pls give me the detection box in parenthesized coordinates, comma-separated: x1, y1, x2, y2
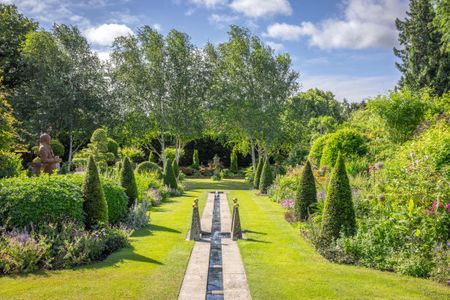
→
(308, 134, 330, 164)
(163, 158, 177, 189)
(172, 159, 179, 177)
(0, 151, 22, 179)
(320, 129, 367, 169)
(164, 147, 176, 161)
(230, 149, 238, 173)
(120, 157, 139, 207)
(259, 159, 273, 194)
(82, 156, 108, 228)
(253, 157, 263, 189)
(244, 166, 254, 183)
(50, 139, 65, 157)
(0, 175, 84, 228)
(286, 143, 308, 166)
(296, 160, 317, 220)
(102, 178, 128, 225)
(119, 146, 144, 163)
(125, 200, 149, 230)
(192, 149, 199, 169)
(73, 128, 115, 170)
(320, 154, 356, 243)
(107, 138, 119, 157)
(136, 161, 161, 176)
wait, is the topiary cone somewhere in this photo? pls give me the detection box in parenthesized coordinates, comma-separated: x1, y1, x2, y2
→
(163, 158, 178, 189)
(230, 149, 238, 173)
(320, 153, 356, 243)
(295, 160, 317, 221)
(83, 155, 108, 228)
(254, 157, 263, 189)
(259, 159, 273, 194)
(120, 156, 138, 207)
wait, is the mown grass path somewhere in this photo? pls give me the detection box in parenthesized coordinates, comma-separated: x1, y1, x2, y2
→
(0, 182, 209, 300)
(0, 179, 449, 300)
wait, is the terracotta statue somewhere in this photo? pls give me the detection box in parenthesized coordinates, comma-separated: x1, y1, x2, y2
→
(38, 133, 61, 174)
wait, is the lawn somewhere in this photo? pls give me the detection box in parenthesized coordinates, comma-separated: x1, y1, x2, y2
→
(0, 182, 209, 300)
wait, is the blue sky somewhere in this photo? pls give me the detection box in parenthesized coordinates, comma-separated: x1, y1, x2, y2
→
(2, 0, 409, 102)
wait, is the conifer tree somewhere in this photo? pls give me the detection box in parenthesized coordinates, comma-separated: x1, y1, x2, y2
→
(164, 158, 178, 189)
(120, 156, 138, 207)
(172, 158, 179, 177)
(320, 153, 356, 242)
(192, 149, 199, 169)
(83, 155, 108, 228)
(230, 148, 238, 173)
(295, 160, 317, 220)
(259, 159, 273, 194)
(254, 157, 263, 189)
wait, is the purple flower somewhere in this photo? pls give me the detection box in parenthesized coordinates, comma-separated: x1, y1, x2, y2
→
(281, 199, 295, 209)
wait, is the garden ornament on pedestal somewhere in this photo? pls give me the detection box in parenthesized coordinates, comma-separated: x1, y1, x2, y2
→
(190, 198, 202, 240)
(38, 133, 62, 174)
(232, 200, 242, 240)
(231, 197, 238, 230)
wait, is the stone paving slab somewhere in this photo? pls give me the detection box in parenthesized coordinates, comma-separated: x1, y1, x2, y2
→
(178, 193, 215, 300)
(220, 193, 252, 300)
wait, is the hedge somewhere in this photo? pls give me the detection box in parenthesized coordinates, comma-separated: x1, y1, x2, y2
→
(0, 151, 22, 179)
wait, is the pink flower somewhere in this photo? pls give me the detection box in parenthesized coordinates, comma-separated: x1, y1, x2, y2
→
(281, 199, 294, 209)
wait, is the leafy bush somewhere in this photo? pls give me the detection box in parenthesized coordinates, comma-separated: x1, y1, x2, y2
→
(320, 129, 367, 169)
(102, 178, 128, 225)
(73, 128, 115, 171)
(83, 156, 108, 228)
(136, 161, 161, 176)
(320, 154, 356, 243)
(163, 147, 176, 161)
(125, 200, 149, 230)
(107, 138, 119, 157)
(253, 158, 263, 189)
(192, 149, 199, 169)
(120, 157, 138, 207)
(268, 166, 301, 203)
(259, 160, 273, 194)
(244, 166, 254, 183)
(296, 160, 317, 220)
(135, 171, 163, 203)
(0, 175, 84, 228)
(50, 139, 65, 157)
(119, 146, 144, 163)
(308, 134, 330, 165)
(163, 158, 177, 189)
(286, 143, 308, 166)
(0, 222, 130, 274)
(0, 151, 22, 179)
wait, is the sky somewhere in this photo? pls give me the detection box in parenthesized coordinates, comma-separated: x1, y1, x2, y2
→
(1, 0, 410, 102)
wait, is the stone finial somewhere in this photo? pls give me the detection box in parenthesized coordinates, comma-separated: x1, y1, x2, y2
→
(190, 198, 201, 241)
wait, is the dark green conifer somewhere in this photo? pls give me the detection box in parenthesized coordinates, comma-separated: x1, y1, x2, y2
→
(120, 156, 138, 207)
(83, 155, 108, 228)
(230, 149, 238, 173)
(296, 160, 317, 220)
(259, 159, 273, 194)
(172, 159, 179, 177)
(320, 153, 356, 242)
(253, 157, 263, 189)
(192, 149, 199, 169)
(163, 158, 178, 189)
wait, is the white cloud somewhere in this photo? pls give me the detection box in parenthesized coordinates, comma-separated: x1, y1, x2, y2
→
(152, 23, 162, 31)
(95, 50, 111, 61)
(208, 14, 239, 28)
(301, 74, 398, 102)
(229, 0, 292, 18)
(264, 0, 408, 49)
(191, 0, 227, 8)
(84, 23, 133, 46)
(266, 41, 284, 51)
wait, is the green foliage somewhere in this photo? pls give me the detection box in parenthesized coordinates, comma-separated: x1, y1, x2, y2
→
(308, 134, 330, 165)
(295, 160, 317, 220)
(192, 149, 199, 168)
(136, 161, 161, 177)
(320, 154, 356, 242)
(320, 129, 367, 169)
(50, 139, 64, 157)
(0, 175, 84, 228)
(172, 159, 179, 177)
(164, 147, 176, 161)
(101, 178, 128, 225)
(253, 157, 263, 189)
(107, 138, 119, 157)
(230, 148, 238, 173)
(394, 0, 449, 95)
(0, 96, 18, 150)
(120, 157, 138, 207)
(73, 128, 115, 170)
(163, 158, 177, 189)
(368, 89, 427, 142)
(259, 159, 273, 194)
(119, 146, 144, 163)
(82, 156, 108, 228)
(286, 143, 308, 167)
(0, 151, 21, 179)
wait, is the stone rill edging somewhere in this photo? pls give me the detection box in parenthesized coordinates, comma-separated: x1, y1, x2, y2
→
(178, 192, 251, 300)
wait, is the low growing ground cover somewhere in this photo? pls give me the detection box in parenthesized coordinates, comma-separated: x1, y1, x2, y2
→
(0, 181, 207, 299)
